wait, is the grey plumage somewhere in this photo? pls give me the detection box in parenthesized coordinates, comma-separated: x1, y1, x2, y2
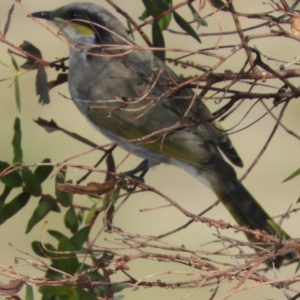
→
(31, 2, 293, 264)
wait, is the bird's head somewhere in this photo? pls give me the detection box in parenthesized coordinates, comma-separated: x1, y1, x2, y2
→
(30, 2, 130, 46)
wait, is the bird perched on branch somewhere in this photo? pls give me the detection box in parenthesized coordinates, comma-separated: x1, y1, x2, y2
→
(31, 2, 293, 264)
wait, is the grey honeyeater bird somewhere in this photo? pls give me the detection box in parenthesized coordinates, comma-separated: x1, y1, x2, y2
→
(31, 2, 293, 262)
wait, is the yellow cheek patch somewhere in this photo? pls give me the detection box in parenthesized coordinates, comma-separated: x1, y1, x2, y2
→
(53, 18, 95, 37)
(72, 23, 95, 36)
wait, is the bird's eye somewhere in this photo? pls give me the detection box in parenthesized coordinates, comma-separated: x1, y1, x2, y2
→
(69, 11, 79, 20)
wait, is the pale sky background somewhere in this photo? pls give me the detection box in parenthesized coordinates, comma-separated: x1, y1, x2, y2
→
(1, 1, 300, 299)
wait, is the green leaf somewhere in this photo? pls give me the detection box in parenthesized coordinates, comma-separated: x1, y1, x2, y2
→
(112, 283, 132, 293)
(0, 185, 12, 208)
(142, 0, 172, 31)
(173, 11, 201, 43)
(158, 12, 171, 31)
(295, 262, 300, 273)
(3, 4, 15, 37)
(75, 288, 99, 300)
(85, 203, 96, 225)
(0, 192, 31, 225)
(210, 0, 229, 11)
(39, 195, 60, 213)
(12, 117, 23, 163)
(14, 76, 21, 112)
(188, 3, 208, 27)
(10, 53, 19, 71)
(70, 226, 90, 250)
(152, 21, 165, 61)
(26, 197, 56, 233)
(36, 64, 50, 105)
(57, 237, 79, 275)
(142, 0, 156, 16)
(139, 9, 150, 20)
(56, 167, 73, 207)
(31, 241, 56, 258)
(31, 241, 44, 257)
(77, 209, 84, 224)
(22, 167, 42, 196)
(154, 0, 172, 31)
(283, 167, 300, 182)
(64, 207, 78, 233)
(48, 230, 68, 242)
(34, 159, 53, 184)
(0, 161, 22, 188)
(26, 284, 34, 300)
(44, 265, 64, 280)
(10, 54, 21, 111)
(40, 286, 75, 298)
(103, 188, 120, 208)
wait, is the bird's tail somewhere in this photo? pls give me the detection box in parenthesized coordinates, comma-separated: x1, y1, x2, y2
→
(204, 172, 294, 265)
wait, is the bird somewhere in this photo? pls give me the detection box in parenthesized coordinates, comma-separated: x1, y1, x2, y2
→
(30, 2, 293, 263)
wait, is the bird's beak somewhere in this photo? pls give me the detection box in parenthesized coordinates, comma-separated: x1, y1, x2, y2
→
(30, 11, 54, 21)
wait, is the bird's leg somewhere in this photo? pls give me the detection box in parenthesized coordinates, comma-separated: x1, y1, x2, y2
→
(123, 159, 150, 183)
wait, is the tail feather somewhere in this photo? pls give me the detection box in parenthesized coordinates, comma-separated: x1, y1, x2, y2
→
(203, 173, 295, 266)
(211, 177, 284, 237)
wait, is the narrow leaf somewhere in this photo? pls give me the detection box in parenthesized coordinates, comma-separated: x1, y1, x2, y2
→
(139, 9, 150, 20)
(153, 0, 172, 30)
(10, 54, 21, 111)
(188, 3, 208, 27)
(0, 186, 12, 208)
(142, 0, 156, 16)
(47, 230, 68, 242)
(0, 161, 22, 188)
(152, 21, 165, 61)
(31, 241, 56, 258)
(57, 237, 79, 275)
(36, 64, 50, 105)
(283, 167, 300, 182)
(40, 286, 74, 298)
(14, 76, 21, 112)
(173, 11, 201, 43)
(158, 12, 172, 31)
(22, 167, 42, 197)
(210, 0, 229, 11)
(38, 195, 60, 213)
(112, 283, 132, 293)
(64, 207, 78, 233)
(12, 117, 23, 163)
(70, 226, 90, 250)
(85, 204, 96, 225)
(26, 197, 56, 233)
(295, 262, 300, 273)
(25, 284, 34, 300)
(10, 54, 19, 71)
(34, 159, 53, 184)
(34, 118, 98, 148)
(19, 41, 42, 69)
(55, 167, 73, 207)
(75, 288, 98, 300)
(3, 4, 15, 37)
(77, 209, 84, 224)
(0, 192, 31, 225)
